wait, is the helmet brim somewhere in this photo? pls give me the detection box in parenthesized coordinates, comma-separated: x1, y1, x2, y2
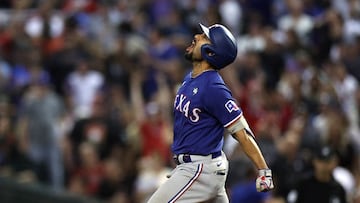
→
(199, 23, 210, 39)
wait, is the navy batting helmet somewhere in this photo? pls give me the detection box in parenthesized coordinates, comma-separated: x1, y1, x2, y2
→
(199, 23, 237, 69)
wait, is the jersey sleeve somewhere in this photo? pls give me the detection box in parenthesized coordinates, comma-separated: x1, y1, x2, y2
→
(203, 82, 242, 127)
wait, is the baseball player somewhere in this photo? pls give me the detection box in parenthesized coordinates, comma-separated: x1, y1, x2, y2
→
(147, 23, 274, 203)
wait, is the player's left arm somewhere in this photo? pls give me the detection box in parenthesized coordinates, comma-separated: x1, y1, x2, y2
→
(203, 82, 274, 192)
(228, 116, 274, 192)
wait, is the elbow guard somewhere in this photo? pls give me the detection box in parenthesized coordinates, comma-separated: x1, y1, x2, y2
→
(227, 116, 255, 138)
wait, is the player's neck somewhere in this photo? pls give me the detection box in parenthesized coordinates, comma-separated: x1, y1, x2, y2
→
(191, 62, 215, 78)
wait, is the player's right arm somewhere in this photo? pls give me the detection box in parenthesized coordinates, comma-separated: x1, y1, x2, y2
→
(228, 115, 274, 192)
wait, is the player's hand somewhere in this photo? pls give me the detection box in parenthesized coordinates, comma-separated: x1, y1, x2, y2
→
(256, 169, 274, 192)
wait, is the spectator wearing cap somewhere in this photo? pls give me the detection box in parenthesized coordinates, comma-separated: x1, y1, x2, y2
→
(287, 145, 347, 203)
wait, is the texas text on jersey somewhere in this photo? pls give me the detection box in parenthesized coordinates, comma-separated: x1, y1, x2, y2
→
(172, 70, 242, 156)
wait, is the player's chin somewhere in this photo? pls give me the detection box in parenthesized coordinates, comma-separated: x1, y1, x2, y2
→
(184, 52, 192, 61)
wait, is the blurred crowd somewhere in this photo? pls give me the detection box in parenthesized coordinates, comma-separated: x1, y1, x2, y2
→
(0, 0, 359, 203)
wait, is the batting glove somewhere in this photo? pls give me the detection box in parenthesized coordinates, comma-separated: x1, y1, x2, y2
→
(256, 169, 274, 192)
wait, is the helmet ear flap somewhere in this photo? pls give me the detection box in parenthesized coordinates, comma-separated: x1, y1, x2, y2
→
(201, 44, 215, 58)
(201, 44, 219, 69)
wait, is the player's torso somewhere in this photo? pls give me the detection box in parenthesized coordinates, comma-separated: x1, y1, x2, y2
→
(172, 70, 238, 155)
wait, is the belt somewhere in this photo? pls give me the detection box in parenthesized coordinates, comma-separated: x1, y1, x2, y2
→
(173, 151, 222, 165)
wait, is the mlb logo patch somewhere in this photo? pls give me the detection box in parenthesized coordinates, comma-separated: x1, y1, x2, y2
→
(225, 100, 239, 113)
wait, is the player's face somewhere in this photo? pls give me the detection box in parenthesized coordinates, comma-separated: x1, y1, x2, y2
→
(184, 33, 211, 62)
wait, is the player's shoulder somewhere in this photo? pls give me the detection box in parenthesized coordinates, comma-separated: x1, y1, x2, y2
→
(202, 70, 225, 85)
(205, 71, 229, 91)
(199, 71, 233, 100)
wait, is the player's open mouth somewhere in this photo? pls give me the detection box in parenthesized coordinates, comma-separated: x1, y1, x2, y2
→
(186, 39, 195, 52)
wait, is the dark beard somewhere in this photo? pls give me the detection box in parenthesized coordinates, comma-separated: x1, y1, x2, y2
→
(184, 51, 192, 61)
(184, 52, 202, 62)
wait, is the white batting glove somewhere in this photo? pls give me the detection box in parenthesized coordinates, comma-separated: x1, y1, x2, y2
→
(256, 169, 274, 192)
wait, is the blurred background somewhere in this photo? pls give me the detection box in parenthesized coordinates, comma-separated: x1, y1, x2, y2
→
(0, 0, 359, 202)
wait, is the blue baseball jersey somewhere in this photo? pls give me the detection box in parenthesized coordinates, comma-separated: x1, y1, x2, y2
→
(172, 70, 242, 155)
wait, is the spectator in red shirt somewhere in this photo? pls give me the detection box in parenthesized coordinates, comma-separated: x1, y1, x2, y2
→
(68, 141, 105, 196)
